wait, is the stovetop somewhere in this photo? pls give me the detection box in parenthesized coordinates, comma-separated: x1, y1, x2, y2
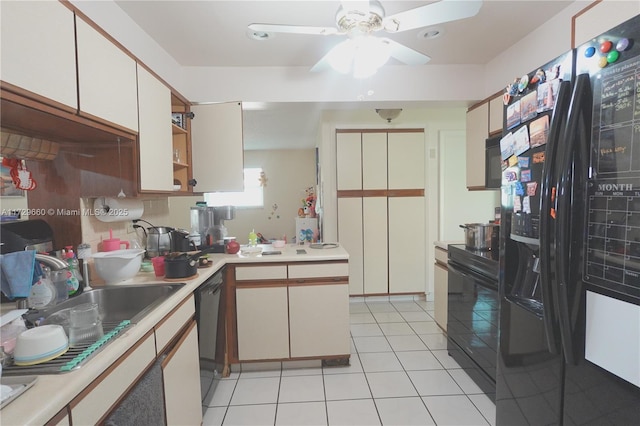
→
(448, 244, 499, 280)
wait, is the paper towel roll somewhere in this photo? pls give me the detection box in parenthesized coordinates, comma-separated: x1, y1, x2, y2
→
(93, 197, 144, 222)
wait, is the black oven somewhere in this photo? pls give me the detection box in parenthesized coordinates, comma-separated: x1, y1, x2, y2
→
(447, 244, 499, 401)
(485, 136, 502, 189)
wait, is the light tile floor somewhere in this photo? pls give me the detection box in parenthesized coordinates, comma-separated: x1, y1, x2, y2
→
(202, 297, 496, 426)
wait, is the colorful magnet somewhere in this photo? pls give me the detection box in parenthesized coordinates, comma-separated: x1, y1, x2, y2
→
(600, 40, 613, 53)
(526, 182, 538, 196)
(514, 196, 522, 213)
(607, 50, 620, 63)
(616, 38, 630, 52)
(533, 151, 545, 164)
(515, 181, 525, 196)
(504, 170, 518, 183)
(523, 196, 532, 214)
(598, 56, 608, 68)
(508, 156, 519, 167)
(517, 156, 530, 168)
(584, 46, 596, 58)
(518, 74, 529, 92)
(503, 92, 511, 105)
(521, 170, 532, 182)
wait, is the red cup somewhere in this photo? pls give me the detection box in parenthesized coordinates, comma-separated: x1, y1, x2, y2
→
(151, 256, 165, 277)
(102, 238, 130, 252)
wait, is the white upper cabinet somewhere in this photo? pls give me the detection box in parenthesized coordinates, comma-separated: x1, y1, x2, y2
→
(388, 132, 425, 190)
(191, 102, 244, 192)
(336, 132, 362, 190)
(488, 95, 504, 135)
(76, 18, 139, 132)
(362, 132, 387, 190)
(573, 1, 640, 48)
(0, 1, 77, 109)
(137, 64, 173, 192)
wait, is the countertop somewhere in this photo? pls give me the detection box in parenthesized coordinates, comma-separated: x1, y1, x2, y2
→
(433, 240, 464, 250)
(0, 243, 348, 425)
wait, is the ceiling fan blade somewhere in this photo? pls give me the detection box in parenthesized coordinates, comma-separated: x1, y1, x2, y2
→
(383, 0, 483, 33)
(382, 38, 430, 65)
(248, 23, 339, 36)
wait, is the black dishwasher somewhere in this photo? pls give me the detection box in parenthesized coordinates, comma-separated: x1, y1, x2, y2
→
(194, 267, 224, 407)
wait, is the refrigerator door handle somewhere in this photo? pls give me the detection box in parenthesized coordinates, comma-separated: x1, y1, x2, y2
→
(539, 80, 572, 355)
(556, 73, 592, 365)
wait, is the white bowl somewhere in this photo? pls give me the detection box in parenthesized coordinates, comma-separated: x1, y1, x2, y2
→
(13, 325, 69, 366)
(272, 240, 286, 248)
(92, 249, 145, 284)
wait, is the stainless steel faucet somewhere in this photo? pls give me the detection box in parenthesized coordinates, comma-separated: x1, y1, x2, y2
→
(34, 253, 69, 271)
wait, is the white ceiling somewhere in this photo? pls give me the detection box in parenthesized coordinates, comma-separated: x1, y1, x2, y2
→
(114, 0, 573, 149)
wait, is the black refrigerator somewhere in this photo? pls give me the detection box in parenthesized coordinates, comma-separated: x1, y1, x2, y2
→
(496, 15, 640, 425)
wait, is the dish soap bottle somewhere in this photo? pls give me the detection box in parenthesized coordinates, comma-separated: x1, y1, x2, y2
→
(248, 229, 258, 247)
(64, 246, 82, 296)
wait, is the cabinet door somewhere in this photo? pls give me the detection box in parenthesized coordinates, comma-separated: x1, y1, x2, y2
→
(162, 321, 202, 426)
(388, 132, 425, 190)
(573, 2, 640, 47)
(434, 263, 448, 331)
(362, 132, 387, 190)
(363, 197, 388, 294)
(0, 1, 76, 109)
(336, 132, 362, 190)
(236, 286, 289, 360)
(488, 95, 504, 135)
(137, 64, 173, 191)
(76, 18, 138, 132)
(388, 196, 426, 293)
(289, 283, 350, 358)
(466, 103, 489, 189)
(338, 197, 364, 295)
(71, 333, 155, 425)
(191, 102, 244, 192)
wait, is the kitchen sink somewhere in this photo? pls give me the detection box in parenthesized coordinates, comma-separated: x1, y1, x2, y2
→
(4, 283, 185, 376)
(25, 283, 185, 326)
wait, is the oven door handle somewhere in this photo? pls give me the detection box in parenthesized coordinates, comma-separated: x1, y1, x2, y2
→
(448, 262, 498, 292)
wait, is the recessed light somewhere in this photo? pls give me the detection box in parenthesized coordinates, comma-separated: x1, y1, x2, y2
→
(418, 28, 442, 40)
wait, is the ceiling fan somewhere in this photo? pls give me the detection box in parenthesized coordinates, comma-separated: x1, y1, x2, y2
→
(248, 0, 483, 78)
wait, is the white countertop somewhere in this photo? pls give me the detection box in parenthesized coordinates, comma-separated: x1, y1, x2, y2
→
(1, 243, 348, 425)
(433, 240, 464, 250)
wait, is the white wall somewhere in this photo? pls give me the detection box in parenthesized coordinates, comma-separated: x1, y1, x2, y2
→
(439, 130, 499, 241)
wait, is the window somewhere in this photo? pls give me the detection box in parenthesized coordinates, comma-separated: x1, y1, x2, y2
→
(204, 168, 264, 207)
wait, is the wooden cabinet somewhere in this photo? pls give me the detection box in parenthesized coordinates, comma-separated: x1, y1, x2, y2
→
(488, 95, 504, 136)
(232, 261, 350, 363)
(466, 102, 489, 189)
(191, 102, 244, 192)
(434, 246, 449, 331)
(0, 1, 77, 110)
(337, 129, 425, 295)
(137, 64, 173, 192)
(171, 95, 194, 193)
(161, 320, 202, 426)
(76, 18, 138, 132)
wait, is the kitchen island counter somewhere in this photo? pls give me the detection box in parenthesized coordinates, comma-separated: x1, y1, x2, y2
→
(0, 244, 348, 425)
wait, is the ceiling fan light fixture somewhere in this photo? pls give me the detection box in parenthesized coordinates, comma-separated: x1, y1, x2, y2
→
(327, 36, 390, 79)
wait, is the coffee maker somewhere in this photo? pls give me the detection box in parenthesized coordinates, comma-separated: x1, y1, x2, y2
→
(190, 204, 235, 251)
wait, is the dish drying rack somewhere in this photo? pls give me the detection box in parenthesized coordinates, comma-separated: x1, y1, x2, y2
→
(2, 320, 130, 376)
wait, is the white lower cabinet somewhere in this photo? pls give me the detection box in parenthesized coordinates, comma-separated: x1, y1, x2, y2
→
(289, 283, 350, 357)
(363, 197, 388, 294)
(236, 286, 290, 360)
(162, 321, 202, 426)
(338, 197, 364, 295)
(434, 263, 448, 331)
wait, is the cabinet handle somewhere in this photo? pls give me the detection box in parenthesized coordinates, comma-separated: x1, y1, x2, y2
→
(188, 179, 197, 187)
